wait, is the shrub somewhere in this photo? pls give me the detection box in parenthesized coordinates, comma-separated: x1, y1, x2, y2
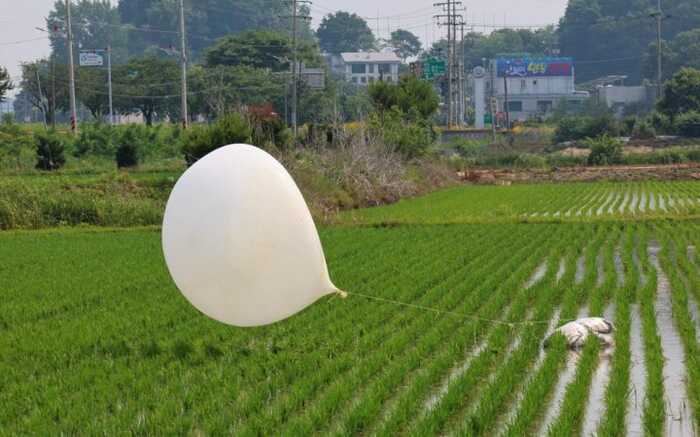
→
(514, 153, 548, 169)
(584, 113, 619, 139)
(73, 123, 115, 157)
(35, 130, 66, 171)
(369, 110, 435, 159)
(250, 115, 292, 150)
(676, 111, 700, 137)
(181, 113, 252, 165)
(648, 111, 674, 134)
(116, 128, 139, 168)
(622, 116, 637, 136)
(631, 119, 656, 140)
(553, 117, 584, 143)
(553, 114, 619, 143)
(687, 148, 700, 162)
(584, 135, 623, 166)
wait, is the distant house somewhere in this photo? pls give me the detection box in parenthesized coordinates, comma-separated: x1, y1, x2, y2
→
(324, 52, 401, 86)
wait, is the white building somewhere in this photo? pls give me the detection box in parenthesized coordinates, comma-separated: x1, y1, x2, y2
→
(325, 52, 401, 86)
(596, 85, 654, 116)
(473, 57, 589, 127)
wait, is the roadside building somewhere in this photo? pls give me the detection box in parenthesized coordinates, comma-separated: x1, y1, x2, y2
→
(590, 76, 655, 117)
(324, 52, 400, 85)
(472, 56, 589, 128)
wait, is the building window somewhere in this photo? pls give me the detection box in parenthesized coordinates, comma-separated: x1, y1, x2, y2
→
(537, 100, 553, 113)
(507, 101, 523, 112)
(386, 76, 393, 83)
(351, 77, 358, 84)
(351, 64, 366, 74)
(369, 64, 376, 73)
(520, 79, 527, 91)
(379, 64, 391, 74)
(368, 77, 375, 83)
(360, 76, 367, 84)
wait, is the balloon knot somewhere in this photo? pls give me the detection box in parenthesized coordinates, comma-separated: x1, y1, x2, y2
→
(336, 289, 348, 299)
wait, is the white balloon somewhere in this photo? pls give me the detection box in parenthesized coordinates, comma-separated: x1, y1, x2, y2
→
(162, 144, 342, 327)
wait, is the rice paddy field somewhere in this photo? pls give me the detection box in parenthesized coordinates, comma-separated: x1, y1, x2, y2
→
(3, 180, 700, 436)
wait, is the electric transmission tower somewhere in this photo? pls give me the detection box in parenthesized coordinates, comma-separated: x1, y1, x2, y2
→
(286, 0, 311, 136)
(434, 0, 465, 128)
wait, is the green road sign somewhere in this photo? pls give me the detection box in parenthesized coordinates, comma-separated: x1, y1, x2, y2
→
(422, 58, 446, 80)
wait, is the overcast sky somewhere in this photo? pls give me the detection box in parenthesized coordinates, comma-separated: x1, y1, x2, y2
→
(1, 0, 568, 95)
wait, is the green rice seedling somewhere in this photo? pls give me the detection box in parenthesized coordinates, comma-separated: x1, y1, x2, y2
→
(636, 225, 666, 437)
(597, 228, 634, 437)
(278, 225, 556, 433)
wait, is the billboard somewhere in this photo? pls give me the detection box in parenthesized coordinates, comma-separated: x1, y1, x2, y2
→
(496, 57, 572, 78)
(79, 52, 104, 67)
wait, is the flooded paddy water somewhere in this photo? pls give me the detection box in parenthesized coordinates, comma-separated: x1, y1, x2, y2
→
(648, 244, 696, 437)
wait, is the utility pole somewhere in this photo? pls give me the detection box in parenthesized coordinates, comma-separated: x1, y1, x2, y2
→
(107, 46, 114, 125)
(179, 0, 188, 129)
(65, 0, 78, 135)
(652, 0, 663, 100)
(458, 22, 465, 125)
(503, 70, 510, 131)
(288, 0, 311, 137)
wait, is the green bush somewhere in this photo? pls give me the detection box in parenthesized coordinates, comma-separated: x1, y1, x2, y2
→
(181, 113, 252, 165)
(622, 116, 637, 136)
(631, 119, 656, 140)
(250, 116, 292, 150)
(677, 111, 700, 137)
(584, 135, 623, 166)
(35, 130, 66, 171)
(513, 153, 548, 169)
(553, 114, 619, 143)
(369, 109, 435, 159)
(73, 123, 115, 157)
(116, 128, 139, 168)
(648, 111, 674, 134)
(687, 148, 700, 162)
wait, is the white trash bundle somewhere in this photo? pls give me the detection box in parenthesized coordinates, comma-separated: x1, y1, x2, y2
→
(549, 317, 614, 350)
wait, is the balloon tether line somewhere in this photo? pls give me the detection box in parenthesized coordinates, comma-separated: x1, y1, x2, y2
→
(341, 290, 564, 327)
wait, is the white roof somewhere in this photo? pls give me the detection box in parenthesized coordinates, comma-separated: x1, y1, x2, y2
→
(341, 52, 400, 63)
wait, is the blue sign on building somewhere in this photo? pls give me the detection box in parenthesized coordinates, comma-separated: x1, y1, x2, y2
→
(496, 57, 573, 78)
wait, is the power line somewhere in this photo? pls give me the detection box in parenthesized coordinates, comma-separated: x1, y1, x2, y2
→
(0, 36, 50, 46)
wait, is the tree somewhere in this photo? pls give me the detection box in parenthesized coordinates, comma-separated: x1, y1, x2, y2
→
(204, 30, 298, 71)
(118, 0, 306, 59)
(559, 0, 700, 84)
(389, 29, 422, 62)
(317, 12, 375, 54)
(19, 59, 69, 126)
(645, 29, 700, 82)
(48, 0, 128, 64)
(658, 68, 700, 118)
(0, 66, 12, 103)
(113, 56, 180, 125)
(76, 68, 110, 119)
(368, 75, 439, 120)
(187, 65, 284, 119)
